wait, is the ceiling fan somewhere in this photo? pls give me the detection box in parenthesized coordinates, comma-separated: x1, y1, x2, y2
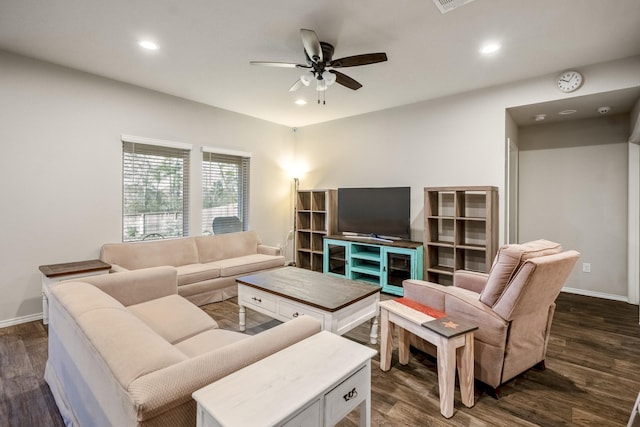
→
(250, 29, 387, 95)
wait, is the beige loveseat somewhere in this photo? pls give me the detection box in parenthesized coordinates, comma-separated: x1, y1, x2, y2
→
(44, 266, 321, 427)
(100, 231, 285, 306)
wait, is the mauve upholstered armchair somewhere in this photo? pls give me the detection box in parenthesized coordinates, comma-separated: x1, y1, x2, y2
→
(403, 240, 580, 392)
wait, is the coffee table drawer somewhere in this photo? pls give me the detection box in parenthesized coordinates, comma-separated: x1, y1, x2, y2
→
(239, 287, 277, 315)
(324, 365, 369, 426)
(278, 300, 325, 327)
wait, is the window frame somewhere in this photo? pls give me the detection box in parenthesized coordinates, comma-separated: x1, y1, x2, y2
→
(201, 147, 251, 235)
(121, 135, 192, 242)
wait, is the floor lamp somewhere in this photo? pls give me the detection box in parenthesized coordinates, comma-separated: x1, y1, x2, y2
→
(291, 177, 299, 266)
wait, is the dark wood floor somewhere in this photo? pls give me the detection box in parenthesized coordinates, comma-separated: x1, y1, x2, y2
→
(1, 292, 639, 426)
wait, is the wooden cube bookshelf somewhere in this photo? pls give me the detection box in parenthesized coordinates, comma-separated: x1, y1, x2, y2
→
(295, 189, 337, 272)
(424, 186, 498, 285)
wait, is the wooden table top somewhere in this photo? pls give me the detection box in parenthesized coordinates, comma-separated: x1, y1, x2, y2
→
(38, 259, 111, 278)
(236, 267, 381, 312)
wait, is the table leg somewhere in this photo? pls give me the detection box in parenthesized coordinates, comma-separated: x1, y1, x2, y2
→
(358, 393, 371, 427)
(436, 337, 456, 418)
(457, 332, 475, 408)
(369, 315, 379, 345)
(239, 305, 246, 332)
(379, 308, 392, 371)
(398, 327, 411, 365)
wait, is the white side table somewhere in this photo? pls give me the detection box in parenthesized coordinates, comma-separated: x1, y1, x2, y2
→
(192, 331, 377, 427)
(379, 299, 476, 418)
(39, 259, 111, 324)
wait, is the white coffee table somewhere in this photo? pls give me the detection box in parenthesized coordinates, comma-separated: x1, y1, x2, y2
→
(192, 331, 377, 427)
(237, 267, 381, 344)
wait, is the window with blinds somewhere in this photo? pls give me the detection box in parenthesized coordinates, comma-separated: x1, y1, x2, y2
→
(122, 141, 190, 242)
(202, 151, 250, 235)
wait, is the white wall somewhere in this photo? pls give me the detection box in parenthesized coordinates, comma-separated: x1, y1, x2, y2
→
(0, 50, 294, 324)
(518, 115, 629, 298)
(2, 51, 639, 324)
(295, 55, 640, 291)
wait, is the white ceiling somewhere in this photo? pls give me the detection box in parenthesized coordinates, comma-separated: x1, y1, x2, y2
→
(1, 0, 639, 127)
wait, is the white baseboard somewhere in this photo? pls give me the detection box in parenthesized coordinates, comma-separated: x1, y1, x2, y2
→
(0, 312, 43, 329)
(561, 287, 631, 303)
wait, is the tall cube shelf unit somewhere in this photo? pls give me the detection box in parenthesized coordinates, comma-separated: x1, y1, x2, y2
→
(295, 189, 337, 272)
(424, 186, 498, 286)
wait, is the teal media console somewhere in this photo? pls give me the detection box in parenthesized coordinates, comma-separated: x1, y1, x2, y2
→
(323, 235, 423, 296)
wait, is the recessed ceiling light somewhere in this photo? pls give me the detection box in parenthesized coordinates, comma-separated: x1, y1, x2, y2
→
(480, 43, 501, 54)
(534, 114, 546, 122)
(558, 109, 577, 115)
(138, 40, 159, 50)
(295, 99, 307, 106)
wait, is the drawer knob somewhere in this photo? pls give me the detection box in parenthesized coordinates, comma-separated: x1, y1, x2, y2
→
(292, 312, 299, 318)
(252, 297, 262, 303)
(343, 387, 358, 402)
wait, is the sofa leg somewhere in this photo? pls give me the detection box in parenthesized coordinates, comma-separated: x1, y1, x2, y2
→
(487, 386, 503, 400)
(533, 360, 546, 371)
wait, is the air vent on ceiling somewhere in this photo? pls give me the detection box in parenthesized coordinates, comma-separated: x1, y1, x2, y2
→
(432, 0, 476, 14)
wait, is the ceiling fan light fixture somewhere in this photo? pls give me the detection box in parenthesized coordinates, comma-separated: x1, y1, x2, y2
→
(322, 71, 337, 86)
(300, 72, 314, 86)
(316, 79, 327, 91)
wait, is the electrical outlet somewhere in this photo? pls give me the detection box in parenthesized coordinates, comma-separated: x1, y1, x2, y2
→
(582, 263, 591, 273)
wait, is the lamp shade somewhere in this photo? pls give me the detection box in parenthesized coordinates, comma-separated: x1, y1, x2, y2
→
(300, 72, 314, 86)
(322, 71, 337, 86)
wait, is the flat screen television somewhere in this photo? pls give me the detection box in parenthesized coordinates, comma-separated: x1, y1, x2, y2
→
(337, 187, 411, 241)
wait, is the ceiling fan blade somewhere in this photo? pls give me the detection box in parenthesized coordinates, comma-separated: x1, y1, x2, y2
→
(329, 53, 388, 68)
(300, 29, 323, 63)
(330, 70, 362, 90)
(289, 78, 304, 92)
(250, 61, 310, 69)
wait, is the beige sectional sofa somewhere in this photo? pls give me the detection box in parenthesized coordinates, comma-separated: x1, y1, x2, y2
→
(44, 266, 321, 427)
(100, 230, 285, 306)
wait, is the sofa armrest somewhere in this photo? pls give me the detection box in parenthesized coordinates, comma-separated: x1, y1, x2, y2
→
(109, 264, 129, 273)
(127, 316, 321, 421)
(453, 270, 488, 294)
(77, 266, 178, 306)
(257, 244, 281, 256)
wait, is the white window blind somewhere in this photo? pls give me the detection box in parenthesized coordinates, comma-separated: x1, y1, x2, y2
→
(202, 151, 250, 235)
(122, 141, 190, 242)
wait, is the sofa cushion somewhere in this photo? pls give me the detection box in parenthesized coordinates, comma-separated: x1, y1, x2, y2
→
(174, 329, 250, 357)
(127, 295, 219, 344)
(175, 263, 221, 286)
(195, 231, 261, 263)
(101, 238, 199, 270)
(206, 254, 285, 277)
(52, 283, 187, 388)
(480, 239, 562, 307)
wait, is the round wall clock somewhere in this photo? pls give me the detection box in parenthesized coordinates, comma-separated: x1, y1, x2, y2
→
(556, 70, 583, 93)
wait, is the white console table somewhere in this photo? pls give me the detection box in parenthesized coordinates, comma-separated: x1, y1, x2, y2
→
(192, 331, 377, 427)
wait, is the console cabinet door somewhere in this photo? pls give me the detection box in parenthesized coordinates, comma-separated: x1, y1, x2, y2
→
(323, 239, 350, 278)
(382, 247, 416, 296)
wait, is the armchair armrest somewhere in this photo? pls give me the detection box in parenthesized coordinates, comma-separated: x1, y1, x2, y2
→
(453, 270, 489, 294)
(402, 279, 447, 311)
